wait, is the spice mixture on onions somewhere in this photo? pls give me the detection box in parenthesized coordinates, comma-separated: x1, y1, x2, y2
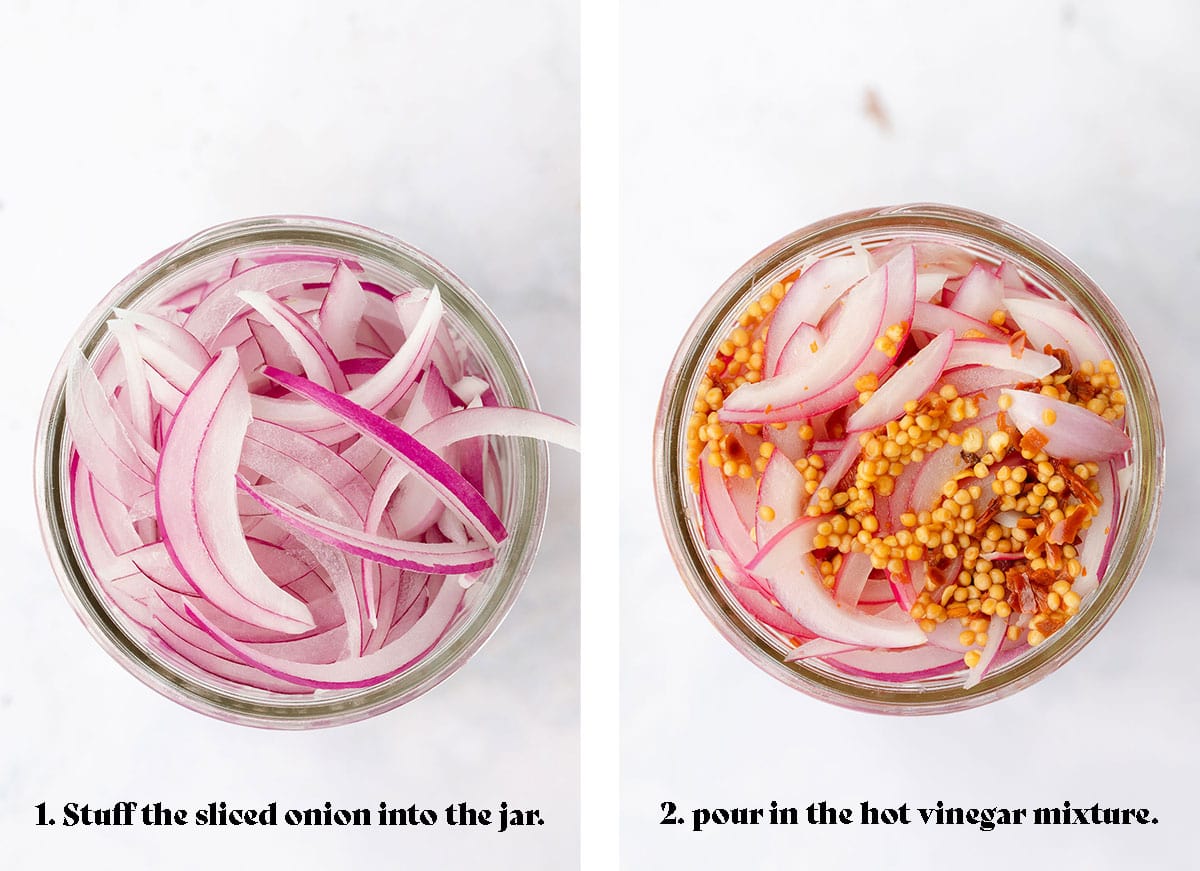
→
(687, 241, 1129, 687)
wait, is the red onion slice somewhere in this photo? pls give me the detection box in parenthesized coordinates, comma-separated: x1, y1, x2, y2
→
(155, 349, 316, 634)
(239, 290, 349, 392)
(945, 338, 1059, 378)
(238, 480, 496, 573)
(318, 261, 367, 360)
(846, 330, 953, 433)
(183, 575, 465, 689)
(764, 254, 869, 376)
(911, 300, 1003, 340)
(64, 354, 155, 502)
(747, 518, 926, 648)
(263, 367, 507, 546)
(1006, 297, 1107, 367)
(949, 264, 1003, 322)
(1001, 389, 1132, 461)
(720, 259, 890, 420)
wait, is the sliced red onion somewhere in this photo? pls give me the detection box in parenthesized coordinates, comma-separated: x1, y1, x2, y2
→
(1006, 297, 1107, 367)
(64, 354, 155, 503)
(238, 480, 496, 573)
(263, 367, 507, 547)
(826, 645, 965, 682)
(834, 551, 872, 606)
(183, 576, 465, 689)
(155, 349, 316, 635)
(318, 261, 367, 360)
(239, 291, 348, 391)
(720, 259, 890, 420)
(949, 264, 1003, 323)
(784, 637, 862, 662)
(755, 452, 805, 547)
(747, 518, 926, 648)
(911, 300, 1003, 340)
(249, 285, 444, 441)
(1001, 389, 1132, 461)
(846, 330, 953, 433)
(699, 454, 757, 568)
(772, 323, 822, 378)
(945, 338, 1059, 379)
(1073, 461, 1118, 598)
(764, 254, 869, 376)
(963, 614, 1006, 689)
(62, 244, 577, 700)
(184, 260, 336, 348)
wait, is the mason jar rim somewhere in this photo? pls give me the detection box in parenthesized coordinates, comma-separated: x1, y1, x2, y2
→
(653, 203, 1164, 714)
(34, 214, 550, 728)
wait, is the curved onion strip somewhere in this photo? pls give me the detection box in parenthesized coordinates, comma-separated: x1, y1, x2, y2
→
(239, 290, 348, 392)
(114, 308, 211, 371)
(249, 286, 443, 441)
(827, 645, 964, 681)
(1001, 389, 1132, 461)
(755, 452, 804, 547)
(721, 260, 890, 419)
(963, 614, 1007, 689)
(155, 349, 316, 634)
(65, 354, 155, 502)
(1073, 461, 1117, 599)
(747, 517, 926, 648)
(784, 637, 862, 662)
(833, 551, 872, 606)
(949, 264, 1003, 322)
(263, 367, 507, 546)
(183, 576, 465, 689)
(107, 319, 157, 461)
(945, 338, 1059, 378)
(772, 323, 822, 378)
(1006, 297, 1107, 367)
(911, 300, 1003, 340)
(318, 261, 367, 360)
(184, 260, 336, 348)
(847, 330, 953, 433)
(239, 480, 496, 573)
(764, 254, 869, 376)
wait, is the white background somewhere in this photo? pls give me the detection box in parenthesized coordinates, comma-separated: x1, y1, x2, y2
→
(0, 2, 579, 869)
(623, 1, 1197, 868)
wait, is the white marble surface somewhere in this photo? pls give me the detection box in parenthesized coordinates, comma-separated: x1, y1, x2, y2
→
(623, 1, 1197, 868)
(0, 2, 578, 869)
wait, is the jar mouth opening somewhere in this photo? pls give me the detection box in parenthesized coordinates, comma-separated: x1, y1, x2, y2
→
(35, 215, 550, 728)
(653, 204, 1164, 714)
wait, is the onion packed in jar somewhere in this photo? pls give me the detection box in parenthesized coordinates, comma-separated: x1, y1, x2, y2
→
(655, 205, 1163, 713)
(36, 216, 578, 727)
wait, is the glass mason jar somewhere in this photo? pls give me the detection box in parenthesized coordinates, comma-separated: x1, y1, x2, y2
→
(35, 215, 549, 728)
(654, 203, 1164, 714)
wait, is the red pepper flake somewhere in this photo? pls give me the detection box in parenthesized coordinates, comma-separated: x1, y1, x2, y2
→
(1060, 504, 1090, 542)
(1033, 612, 1067, 637)
(1053, 458, 1101, 510)
(1005, 567, 1039, 614)
(1048, 347, 1072, 376)
(1007, 330, 1027, 358)
(1071, 370, 1098, 402)
(1019, 427, 1049, 453)
(976, 496, 1003, 529)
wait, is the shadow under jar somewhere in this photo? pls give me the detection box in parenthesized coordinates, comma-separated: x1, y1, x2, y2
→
(36, 215, 549, 728)
(654, 204, 1163, 714)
